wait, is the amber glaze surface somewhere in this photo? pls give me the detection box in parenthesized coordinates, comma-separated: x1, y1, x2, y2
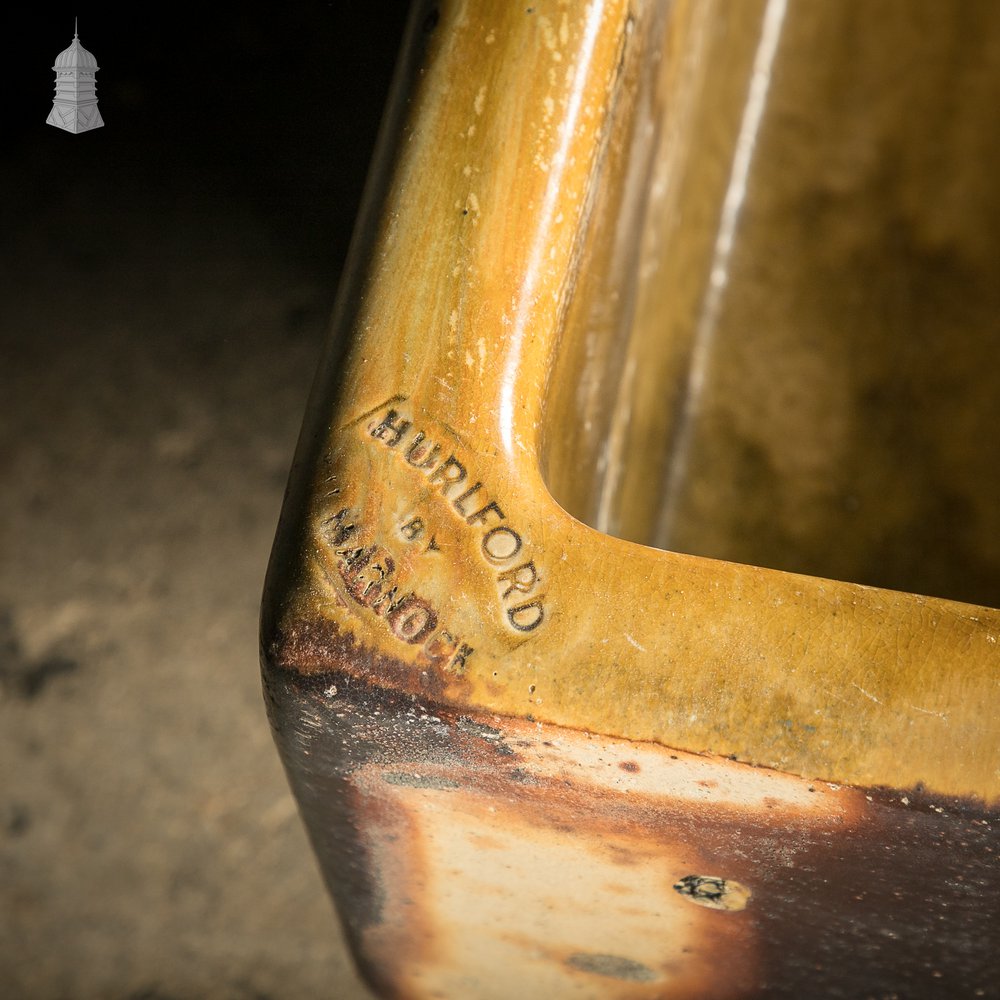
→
(546, 0, 1000, 611)
(265, 0, 1000, 801)
(263, 2, 1000, 994)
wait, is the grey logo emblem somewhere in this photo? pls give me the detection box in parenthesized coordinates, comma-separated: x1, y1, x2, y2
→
(47, 19, 104, 133)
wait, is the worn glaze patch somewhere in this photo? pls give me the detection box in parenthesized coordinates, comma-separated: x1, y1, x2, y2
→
(265, 665, 1000, 1000)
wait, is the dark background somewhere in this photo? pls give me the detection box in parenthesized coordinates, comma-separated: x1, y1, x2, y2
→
(2, 4, 408, 998)
(6, 3, 411, 283)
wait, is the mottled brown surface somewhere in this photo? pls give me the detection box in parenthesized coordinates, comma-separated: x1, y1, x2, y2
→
(658, 1, 1000, 607)
(266, 667, 999, 998)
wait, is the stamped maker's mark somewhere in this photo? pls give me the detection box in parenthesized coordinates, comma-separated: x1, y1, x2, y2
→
(322, 506, 474, 674)
(368, 405, 546, 633)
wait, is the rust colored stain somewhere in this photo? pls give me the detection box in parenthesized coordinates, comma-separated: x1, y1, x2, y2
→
(266, 611, 473, 706)
(263, 662, 999, 998)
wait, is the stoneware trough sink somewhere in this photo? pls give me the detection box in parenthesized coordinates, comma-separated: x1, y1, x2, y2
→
(262, 2, 1000, 996)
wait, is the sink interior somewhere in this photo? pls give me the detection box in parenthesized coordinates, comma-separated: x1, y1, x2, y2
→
(541, 0, 1000, 608)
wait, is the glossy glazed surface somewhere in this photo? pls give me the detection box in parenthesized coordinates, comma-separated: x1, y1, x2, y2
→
(265, 0, 1000, 800)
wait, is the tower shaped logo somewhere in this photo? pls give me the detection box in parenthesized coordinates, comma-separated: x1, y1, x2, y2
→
(46, 19, 104, 133)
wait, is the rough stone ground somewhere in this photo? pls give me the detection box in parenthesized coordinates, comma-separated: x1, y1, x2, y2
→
(1, 8, 406, 998)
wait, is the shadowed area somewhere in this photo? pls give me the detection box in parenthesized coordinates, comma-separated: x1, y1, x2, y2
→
(1, 6, 406, 998)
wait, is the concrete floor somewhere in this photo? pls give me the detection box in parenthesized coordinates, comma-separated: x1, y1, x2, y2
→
(1, 9, 406, 998)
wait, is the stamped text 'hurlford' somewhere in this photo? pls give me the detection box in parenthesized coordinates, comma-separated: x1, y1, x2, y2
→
(369, 406, 546, 634)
